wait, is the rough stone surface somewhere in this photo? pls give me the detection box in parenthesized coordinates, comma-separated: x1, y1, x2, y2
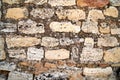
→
(98, 36, 119, 47)
(99, 22, 110, 34)
(110, 0, 120, 6)
(104, 6, 118, 18)
(27, 47, 44, 60)
(56, 9, 86, 21)
(80, 47, 103, 62)
(48, 0, 76, 6)
(50, 22, 80, 33)
(88, 10, 105, 21)
(3, 0, 21, 4)
(25, 0, 47, 5)
(30, 8, 54, 19)
(104, 47, 120, 63)
(6, 35, 41, 48)
(71, 46, 79, 61)
(8, 49, 26, 59)
(41, 37, 59, 47)
(6, 8, 28, 20)
(70, 71, 84, 80)
(0, 36, 6, 60)
(8, 71, 33, 80)
(111, 28, 120, 34)
(84, 38, 94, 47)
(60, 37, 74, 46)
(45, 49, 70, 60)
(0, 61, 16, 71)
(18, 19, 45, 34)
(83, 67, 113, 77)
(77, 0, 109, 8)
(0, 22, 17, 33)
(81, 20, 99, 34)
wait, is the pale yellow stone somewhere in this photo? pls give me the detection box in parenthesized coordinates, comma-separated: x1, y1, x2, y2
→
(6, 35, 41, 48)
(104, 6, 118, 18)
(6, 8, 28, 19)
(3, 0, 20, 4)
(84, 38, 94, 47)
(104, 47, 120, 63)
(45, 49, 70, 60)
(99, 26, 110, 34)
(50, 22, 80, 33)
(111, 28, 120, 34)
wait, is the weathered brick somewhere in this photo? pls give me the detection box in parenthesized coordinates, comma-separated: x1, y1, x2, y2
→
(8, 49, 26, 59)
(6, 8, 28, 20)
(8, 71, 33, 80)
(0, 36, 6, 60)
(98, 36, 119, 47)
(6, 35, 41, 48)
(104, 47, 120, 63)
(41, 37, 59, 47)
(27, 47, 44, 60)
(88, 10, 105, 21)
(111, 28, 120, 34)
(48, 0, 76, 6)
(25, 0, 47, 5)
(56, 9, 86, 21)
(45, 49, 70, 60)
(104, 6, 118, 18)
(80, 47, 103, 62)
(50, 22, 80, 33)
(81, 20, 99, 34)
(18, 19, 45, 34)
(83, 67, 113, 77)
(3, 0, 21, 4)
(30, 8, 54, 19)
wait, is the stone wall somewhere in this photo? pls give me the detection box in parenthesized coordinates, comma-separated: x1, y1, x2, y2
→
(0, 0, 120, 80)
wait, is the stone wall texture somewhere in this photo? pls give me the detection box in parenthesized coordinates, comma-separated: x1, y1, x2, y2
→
(0, 0, 120, 80)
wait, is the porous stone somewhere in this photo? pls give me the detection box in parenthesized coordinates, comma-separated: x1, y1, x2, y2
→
(6, 8, 28, 20)
(0, 36, 6, 60)
(0, 22, 17, 33)
(88, 10, 105, 21)
(60, 37, 74, 46)
(0, 61, 16, 71)
(84, 38, 94, 47)
(83, 67, 113, 77)
(27, 47, 44, 60)
(25, 0, 47, 5)
(8, 49, 26, 59)
(3, 0, 21, 4)
(50, 22, 80, 33)
(6, 35, 41, 48)
(48, 0, 76, 6)
(56, 9, 86, 21)
(41, 37, 59, 47)
(98, 36, 119, 47)
(110, 0, 120, 6)
(18, 19, 45, 34)
(99, 22, 110, 34)
(104, 6, 118, 18)
(8, 71, 33, 80)
(111, 28, 120, 34)
(77, 0, 109, 8)
(80, 47, 103, 62)
(104, 47, 120, 63)
(45, 49, 70, 60)
(30, 8, 54, 19)
(81, 20, 99, 34)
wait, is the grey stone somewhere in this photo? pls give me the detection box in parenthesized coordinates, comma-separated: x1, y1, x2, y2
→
(8, 71, 33, 80)
(60, 37, 74, 46)
(71, 46, 79, 61)
(110, 0, 120, 6)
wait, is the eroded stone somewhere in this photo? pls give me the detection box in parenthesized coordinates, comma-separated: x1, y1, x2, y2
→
(27, 47, 44, 60)
(111, 28, 120, 34)
(104, 47, 120, 63)
(84, 38, 94, 47)
(50, 22, 80, 33)
(45, 49, 70, 60)
(48, 0, 76, 6)
(60, 37, 74, 46)
(99, 22, 110, 34)
(18, 19, 45, 34)
(30, 8, 54, 19)
(25, 0, 47, 5)
(3, 0, 21, 4)
(6, 35, 41, 48)
(80, 47, 103, 62)
(41, 37, 59, 47)
(110, 0, 120, 6)
(6, 8, 28, 20)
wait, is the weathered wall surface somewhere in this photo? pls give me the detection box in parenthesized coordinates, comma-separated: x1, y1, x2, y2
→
(0, 0, 120, 80)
